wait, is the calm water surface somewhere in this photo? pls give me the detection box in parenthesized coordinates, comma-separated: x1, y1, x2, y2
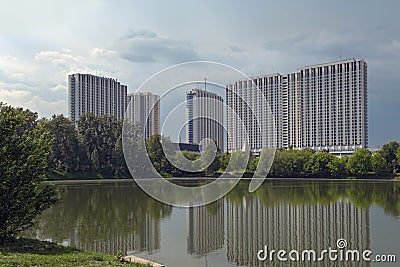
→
(26, 179, 400, 267)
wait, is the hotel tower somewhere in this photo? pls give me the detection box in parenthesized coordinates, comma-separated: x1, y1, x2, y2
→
(68, 73, 127, 124)
(226, 58, 368, 155)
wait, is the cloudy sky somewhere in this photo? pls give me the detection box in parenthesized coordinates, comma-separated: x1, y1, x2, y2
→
(0, 0, 399, 146)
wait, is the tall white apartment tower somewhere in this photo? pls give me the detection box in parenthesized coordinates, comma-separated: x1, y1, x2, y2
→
(68, 73, 127, 124)
(126, 92, 160, 139)
(186, 89, 224, 151)
(226, 58, 368, 155)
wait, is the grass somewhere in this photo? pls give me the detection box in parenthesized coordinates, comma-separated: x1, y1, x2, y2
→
(0, 238, 148, 267)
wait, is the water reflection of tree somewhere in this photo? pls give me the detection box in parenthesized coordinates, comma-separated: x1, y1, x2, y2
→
(227, 180, 400, 216)
(26, 181, 172, 254)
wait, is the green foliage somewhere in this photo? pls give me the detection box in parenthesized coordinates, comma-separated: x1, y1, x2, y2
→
(227, 150, 248, 172)
(217, 153, 230, 172)
(0, 104, 59, 243)
(146, 134, 176, 176)
(270, 149, 314, 177)
(304, 152, 336, 177)
(246, 156, 259, 173)
(78, 114, 124, 175)
(328, 156, 348, 178)
(44, 113, 133, 178)
(377, 141, 400, 173)
(181, 150, 199, 161)
(395, 148, 400, 162)
(377, 141, 400, 163)
(44, 115, 80, 172)
(371, 153, 389, 175)
(346, 148, 372, 177)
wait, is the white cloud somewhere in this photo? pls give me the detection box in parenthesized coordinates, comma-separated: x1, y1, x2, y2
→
(0, 88, 32, 106)
(0, 88, 66, 117)
(90, 48, 116, 58)
(49, 84, 67, 92)
(35, 50, 82, 67)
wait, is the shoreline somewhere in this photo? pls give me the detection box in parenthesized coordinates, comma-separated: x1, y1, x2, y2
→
(46, 176, 400, 184)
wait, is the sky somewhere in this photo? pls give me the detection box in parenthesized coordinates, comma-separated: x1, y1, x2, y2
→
(0, 0, 399, 147)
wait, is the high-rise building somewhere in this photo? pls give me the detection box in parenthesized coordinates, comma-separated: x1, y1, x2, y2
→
(68, 73, 127, 124)
(226, 58, 368, 155)
(126, 92, 160, 139)
(186, 89, 224, 151)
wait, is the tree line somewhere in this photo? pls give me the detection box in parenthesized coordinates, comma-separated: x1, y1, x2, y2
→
(41, 113, 400, 179)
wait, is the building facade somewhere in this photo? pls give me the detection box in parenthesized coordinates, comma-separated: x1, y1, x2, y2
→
(186, 89, 224, 151)
(226, 58, 368, 155)
(126, 92, 160, 139)
(68, 73, 127, 124)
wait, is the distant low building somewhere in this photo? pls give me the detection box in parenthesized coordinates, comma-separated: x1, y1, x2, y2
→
(171, 143, 200, 153)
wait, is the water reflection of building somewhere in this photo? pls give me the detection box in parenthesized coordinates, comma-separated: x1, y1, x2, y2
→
(226, 198, 370, 267)
(186, 199, 224, 256)
(33, 212, 161, 255)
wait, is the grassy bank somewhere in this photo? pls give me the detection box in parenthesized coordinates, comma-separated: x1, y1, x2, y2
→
(0, 238, 146, 267)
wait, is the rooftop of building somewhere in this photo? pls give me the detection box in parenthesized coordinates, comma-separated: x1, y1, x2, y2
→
(186, 88, 223, 98)
(69, 73, 126, 84)
(227, 58, 367, 84)
(299, 57, 366, 69)
(127, 91, 159, 97)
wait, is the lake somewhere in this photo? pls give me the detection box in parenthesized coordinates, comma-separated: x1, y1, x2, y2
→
(26, 179, 400, 267)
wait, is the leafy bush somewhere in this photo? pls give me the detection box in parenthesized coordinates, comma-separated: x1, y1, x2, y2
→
(0, 104, 59, 244)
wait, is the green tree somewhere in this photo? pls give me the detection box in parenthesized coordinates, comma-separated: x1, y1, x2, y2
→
(246, 156, 259, 173)
(328, 156, 348, 178)
(394, 147, 400, 173)
(78, 114, 122, 174)
(0, 104, 58, 243)
(346, 148, 372, 177)
(269, 149, 290, 177)
(377, 141, 400, 164)
(270, 149, 314, 177)
(45, 114, 80, 172)
(395, 148, 400, 162)
(371, 153, 389, 176)
(217, 153, 230, 172)
(227, 150, 248, 173)
(304, 152, 336, 177)
(146, 134, 176, 177)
